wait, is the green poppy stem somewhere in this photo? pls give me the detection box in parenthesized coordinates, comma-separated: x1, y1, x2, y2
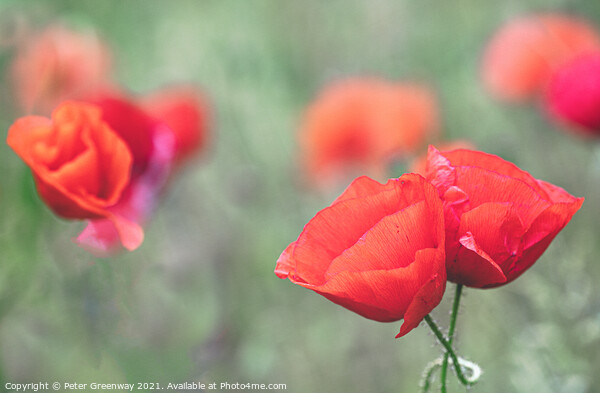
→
(423, 310, 478, 389)
(419, 356, 442, 393)
(440, 284, 463, 391)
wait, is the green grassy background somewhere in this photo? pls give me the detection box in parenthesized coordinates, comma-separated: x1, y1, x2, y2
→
(1, 1, 599, 392)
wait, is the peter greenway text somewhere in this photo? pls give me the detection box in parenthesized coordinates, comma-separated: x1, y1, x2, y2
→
(5, 381, 287, 391)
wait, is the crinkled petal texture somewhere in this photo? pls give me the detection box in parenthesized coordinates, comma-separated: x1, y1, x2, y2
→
(275, 174, 446, 337)
(75, 93, 176, 255)
(426, 146, 583, 288)
(299, 78, 437, 182)
(481, 13, 600, 102)
(7, 102, 143, 250)
(410, 140, 476, 176)
(545, 52, 600, 135)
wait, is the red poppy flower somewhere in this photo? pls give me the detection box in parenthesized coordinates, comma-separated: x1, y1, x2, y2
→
(10, 25, 111, 114)
(275, 174, 446, 337)
(481, 14, 600, 102)
(545, 52, 600, 135)
(425, 146, 583, 288)
(141, 86, 210, 165)
(74, 91, 177, 255)
(299, 78, 438, 182)
(7, 101, 143, 250)
(74, 87, 208, 255)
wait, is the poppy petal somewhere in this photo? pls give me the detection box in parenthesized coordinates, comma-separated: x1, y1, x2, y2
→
(326, 202, 437, 276)
(455, 232, 507, 287)
(305, 247, 444, 324)
(397, 269, 446, 338)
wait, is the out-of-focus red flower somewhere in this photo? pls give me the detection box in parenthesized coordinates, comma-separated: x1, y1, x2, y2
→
(6, 87, 207, 255)
(141, 86, 210, 165)
(74, 91, 177, 255)
(75, 87, 208, 255)
(87, 92, 163, 175)
(275, 174, 446, 337)
(7, 102, 143, 251)
(481, 14, 600, 102)
(410, 140, 476, 176)
(7, 20, 211, 255)
(10, 25, 111, 114)
(299, 78, 438, 182)
(545, 52, 600, 135)
(425, 146, 583, 288)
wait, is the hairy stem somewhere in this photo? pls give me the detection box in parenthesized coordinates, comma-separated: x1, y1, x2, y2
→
(423, 314, 476, 389)
(420, 357, 442, 393)
(440, 284, 463, 390)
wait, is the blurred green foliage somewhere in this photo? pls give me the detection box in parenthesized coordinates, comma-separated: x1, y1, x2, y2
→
(1, 0, 599, 392)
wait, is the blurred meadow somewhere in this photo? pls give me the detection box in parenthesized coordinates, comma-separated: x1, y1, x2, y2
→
(1, 0, 600, 392)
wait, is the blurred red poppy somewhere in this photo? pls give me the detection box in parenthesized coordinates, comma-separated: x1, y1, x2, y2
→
(299, 78, 437, 182)
(10, 25, 111, 114)
(481, 14, 600, 102)
(275, 174, 446, 337)
(77, 87, 209, 254)
(7, 85, 210, 255)
(73, 91, 176, 255)
(141, 86, 210, 165)
(7, 19, 210, 255)
(7, 101, 143, 250)
(425, 146, 583, 288)
(545, 52, 600, 135)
